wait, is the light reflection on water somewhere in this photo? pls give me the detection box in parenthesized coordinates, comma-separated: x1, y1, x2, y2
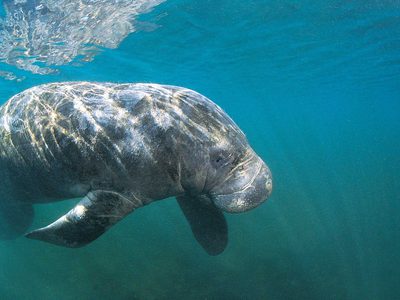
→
(0, 0, 164, 78)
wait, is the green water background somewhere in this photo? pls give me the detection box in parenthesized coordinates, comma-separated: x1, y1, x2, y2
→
(0, 1, 399, 299)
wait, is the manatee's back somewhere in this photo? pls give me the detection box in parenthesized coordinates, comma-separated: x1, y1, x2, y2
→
(0, 82, 194, 200)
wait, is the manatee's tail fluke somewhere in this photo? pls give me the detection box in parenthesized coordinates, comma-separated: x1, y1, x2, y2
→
(0, 200, 34, 240)
(177, 194, 228, 256)
(25, 190, 140, 248)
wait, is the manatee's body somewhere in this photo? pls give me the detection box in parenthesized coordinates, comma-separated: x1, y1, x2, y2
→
(0, 82, 272, 255)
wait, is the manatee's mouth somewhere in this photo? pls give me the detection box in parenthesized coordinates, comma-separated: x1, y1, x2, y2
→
(210, 160, 272, 213)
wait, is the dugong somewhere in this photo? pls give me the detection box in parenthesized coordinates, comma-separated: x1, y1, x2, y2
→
(0, 82, 272, 255)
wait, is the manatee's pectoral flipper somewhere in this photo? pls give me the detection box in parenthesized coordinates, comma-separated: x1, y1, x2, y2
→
(0, 201, 34, 240)
(177, 195, 228, 256)
(25, 191, 140, 248)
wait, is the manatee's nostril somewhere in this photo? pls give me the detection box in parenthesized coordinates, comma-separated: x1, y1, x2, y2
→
(265, 178, 272, 193)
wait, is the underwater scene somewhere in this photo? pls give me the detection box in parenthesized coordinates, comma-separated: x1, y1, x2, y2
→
(0, 0, 399, 299)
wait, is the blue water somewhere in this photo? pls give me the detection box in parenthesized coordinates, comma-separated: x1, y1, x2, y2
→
(0, 1, 399, 299)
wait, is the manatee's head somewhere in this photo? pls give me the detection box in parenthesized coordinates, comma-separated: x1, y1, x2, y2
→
(172, 88, 272, 213)
(205, 144, 273, 214)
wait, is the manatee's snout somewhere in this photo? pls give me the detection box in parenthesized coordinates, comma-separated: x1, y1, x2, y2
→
(211, 155, 272, 213)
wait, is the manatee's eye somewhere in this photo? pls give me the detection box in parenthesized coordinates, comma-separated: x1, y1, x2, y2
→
(214, 155, 225, 167)
(210, 149, 233, 169)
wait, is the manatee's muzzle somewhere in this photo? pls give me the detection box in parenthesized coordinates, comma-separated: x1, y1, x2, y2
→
(211, 157, 272, 213)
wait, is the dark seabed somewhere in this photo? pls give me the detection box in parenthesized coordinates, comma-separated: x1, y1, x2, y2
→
(0, 0, 399, 299)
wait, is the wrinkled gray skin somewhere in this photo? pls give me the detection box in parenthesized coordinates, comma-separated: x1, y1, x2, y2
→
(0, 82, 272, 255)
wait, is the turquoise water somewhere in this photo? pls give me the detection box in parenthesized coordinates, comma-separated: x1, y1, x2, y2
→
(0, 1, 399, 299)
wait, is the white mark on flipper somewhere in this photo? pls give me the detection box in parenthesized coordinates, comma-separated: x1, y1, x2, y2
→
(73, 205, 87, 219)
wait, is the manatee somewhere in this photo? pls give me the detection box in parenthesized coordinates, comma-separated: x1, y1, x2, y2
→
(0, 82, 272, 255)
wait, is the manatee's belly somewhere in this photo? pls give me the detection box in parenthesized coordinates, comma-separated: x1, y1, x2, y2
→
(5, 157, 118, 203)
(1, 130, 119, 202)
(2, 129, 182, 204)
